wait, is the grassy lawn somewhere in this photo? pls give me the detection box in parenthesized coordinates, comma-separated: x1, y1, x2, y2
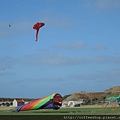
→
(0, 106, 120, 115)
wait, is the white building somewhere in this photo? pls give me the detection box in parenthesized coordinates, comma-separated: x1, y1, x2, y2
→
(13, 99, 24, 107)
(68, 100, 83, 107)
(62, 99, 84, 107)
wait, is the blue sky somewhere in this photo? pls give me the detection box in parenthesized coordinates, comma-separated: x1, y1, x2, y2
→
(0, 0, 120, 98)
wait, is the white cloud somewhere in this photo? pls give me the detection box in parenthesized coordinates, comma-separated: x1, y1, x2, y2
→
(1, 52, 120, 69)
(83, 0, 120, 10)
(92, 44, 107, 51)
(0, 56, 17, 68)
(95, 0, 120, 10)
(69, 68, 120, 82)
(38, 9, 72, 29)
(0, 21, 32, 40)
(20, 52, 120, 66)
(53, 41, 86, 50)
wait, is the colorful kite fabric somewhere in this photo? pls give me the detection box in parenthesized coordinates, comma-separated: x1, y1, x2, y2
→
(107, 97, 118, 101)
(16, 93, 62, 112)
(106, 95, 120, 106)
(33, 22, 45, 42)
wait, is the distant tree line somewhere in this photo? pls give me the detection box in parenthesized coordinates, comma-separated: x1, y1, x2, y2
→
(62, 94, 71, 100)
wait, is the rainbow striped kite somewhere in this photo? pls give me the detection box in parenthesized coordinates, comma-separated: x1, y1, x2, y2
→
(15, 93, 62, 112)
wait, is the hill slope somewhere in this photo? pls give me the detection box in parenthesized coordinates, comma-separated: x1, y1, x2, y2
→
(64, 86, 120, 102)
(105, 86, 120, 93)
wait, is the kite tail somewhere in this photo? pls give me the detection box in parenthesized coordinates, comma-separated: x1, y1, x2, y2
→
(35, 29, 39, 42)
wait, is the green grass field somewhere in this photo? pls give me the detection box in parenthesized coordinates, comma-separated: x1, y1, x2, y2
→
(0, 105, 120, 115)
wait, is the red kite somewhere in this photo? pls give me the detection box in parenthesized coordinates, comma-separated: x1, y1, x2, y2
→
(33, 22, 45, 42)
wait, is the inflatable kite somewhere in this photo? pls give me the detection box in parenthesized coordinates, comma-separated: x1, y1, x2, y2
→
(33, 22, 45, 42)
(15, 93, 62, 112)
(105, 95, 120, 107)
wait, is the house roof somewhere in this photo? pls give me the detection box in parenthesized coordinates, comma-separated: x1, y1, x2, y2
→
(16, 99, 24, 102)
